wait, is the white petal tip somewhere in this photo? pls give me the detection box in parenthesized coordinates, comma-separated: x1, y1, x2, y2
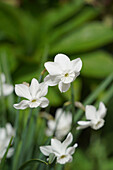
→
(74, 143, 78, 148)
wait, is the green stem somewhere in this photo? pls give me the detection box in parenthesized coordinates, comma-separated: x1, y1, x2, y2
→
(13, 97, 21, 151)
(53, 110, 62, 137)
(18, 159, 48, 170)
(71, 82, 76, 128)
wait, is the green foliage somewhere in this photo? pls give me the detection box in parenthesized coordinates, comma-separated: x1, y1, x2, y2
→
(81, 51, 113, 78)
(0, 0, 113, 170)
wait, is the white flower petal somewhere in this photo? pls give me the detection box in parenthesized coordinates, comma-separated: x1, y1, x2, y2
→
(85, 105, 97, 120)
(0, 148, 6, 159)
(58, 81, 70, 93)
(66, 143, 78, 155)
(2, 84, 13, 96)
(0, 129, 6, 140)
(40, 146, 53, 156)
(29, 101, 41, 108)
(46, 109, 72, 140)
(71, 58, 82, 72)
(30, 78, 40, 99)
(6, 123, 15, 137)
(51, 138, 62, 156)
(44, 75, 60, 86)
(55, 108, 63, 120)
(38, 83, 48, 97)
(46, 108, 72, 140)
(77, 121, 91, 130)
(1, 73, 5, 83)
(13, 100, 30, 110)
(46, 128, 53, 137)
(7, 148, 14, 158)
(91, 119, 105, 130)
(57, 155, 72, 164)
(74, 72, 80, 80)
(66, 147, 75, 155)
(39, 97, 49, 108)
(15, 84, 31, 100)
(54, 54, 70, 71)
(0, 123, 15, 160)
(98, 102, 107, 119)
(61, 72, 75, 84)
(62, 133, 73, 151)
(47, 120, 55, 131)
(44, 62, 62, 75)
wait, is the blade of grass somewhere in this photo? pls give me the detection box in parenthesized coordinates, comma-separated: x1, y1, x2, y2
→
(0, 56, 6, 126)
(18, 108, 33, 167)
(0, 52, 15, 120)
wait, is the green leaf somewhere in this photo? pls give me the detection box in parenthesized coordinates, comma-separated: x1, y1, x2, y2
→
(81, 51, 113, 78)
(43, 0, 84, 30)
(49, 6, 99, 44)
(50, 22, 113, 54)
(0, 44, 17, 72)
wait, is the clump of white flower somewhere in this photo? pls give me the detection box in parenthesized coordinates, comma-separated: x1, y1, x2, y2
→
(46, 108, 72, 140)
(0, 123, 15, 162)
(0, 73, 13, 96)
(13, 78, 49, 110)
(77, 102, 107, 130)
(40, 132, 78, 164)
(44, 54, 82, 92)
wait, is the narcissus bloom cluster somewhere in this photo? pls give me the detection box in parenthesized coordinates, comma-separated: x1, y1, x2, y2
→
(12, 53, 107, 166)
(40, 132, 78, 164)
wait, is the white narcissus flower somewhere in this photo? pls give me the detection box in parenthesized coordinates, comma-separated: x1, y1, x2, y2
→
(46, 108, 72, 140)
(0, 73, 13, 96)
(0, 123, 15, 162)
(13, 78, 49, 110)
(44, 54, 82, 92)
(40, 132, 78, 164)
(77, 102, 107, 130)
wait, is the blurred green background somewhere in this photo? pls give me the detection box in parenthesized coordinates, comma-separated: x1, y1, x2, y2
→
(0, 0, 113, 170)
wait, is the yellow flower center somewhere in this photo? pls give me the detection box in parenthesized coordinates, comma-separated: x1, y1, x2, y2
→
(60, 155, 66, 159)
(31, 99, 37, 102)
(96, 121, 101, 126)
(64, 73, 69, 77)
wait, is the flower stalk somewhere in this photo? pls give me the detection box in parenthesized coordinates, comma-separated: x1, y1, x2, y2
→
(71, 83, 76, 129)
